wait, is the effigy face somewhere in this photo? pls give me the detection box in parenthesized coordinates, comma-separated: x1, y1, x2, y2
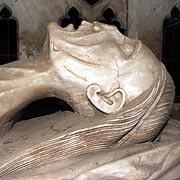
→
(48, 21, 163, 115)
(0, 21, 177, 179)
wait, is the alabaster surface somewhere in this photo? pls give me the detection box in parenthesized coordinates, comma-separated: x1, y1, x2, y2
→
(0, 21, 179, 180)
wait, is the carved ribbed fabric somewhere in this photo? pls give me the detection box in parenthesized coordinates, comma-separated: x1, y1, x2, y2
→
(0, 64, 175, 178)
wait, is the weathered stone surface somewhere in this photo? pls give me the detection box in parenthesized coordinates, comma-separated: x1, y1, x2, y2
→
(2, 0, 177, 59)
(0, 21, 178, 179)
(0, 114, 179, 180)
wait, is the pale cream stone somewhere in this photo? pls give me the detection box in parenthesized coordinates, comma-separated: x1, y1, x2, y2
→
(0, 21, 178, 180)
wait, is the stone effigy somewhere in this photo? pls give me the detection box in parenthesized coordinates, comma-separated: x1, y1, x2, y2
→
(0, 21, 179, 180)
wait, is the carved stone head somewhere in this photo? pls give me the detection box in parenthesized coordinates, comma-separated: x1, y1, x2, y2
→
(48, 21, 162, 115)
(0, 21, 174, 138)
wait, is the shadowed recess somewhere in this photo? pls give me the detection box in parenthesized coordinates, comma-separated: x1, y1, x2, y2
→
(84, 0, 100, 6)
(60, 7, 82, 30)
(17, 98, 74, 121)
(162, 3, 180, 102)
(0, 3, 18, 64)
(99, 7, 126, 34)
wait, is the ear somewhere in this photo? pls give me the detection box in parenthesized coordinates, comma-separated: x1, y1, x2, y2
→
(87, 84, 126, 114)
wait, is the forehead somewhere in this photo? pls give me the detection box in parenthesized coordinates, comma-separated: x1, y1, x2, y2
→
(48, 21, 130, 66)
(48, 21, 125, 45)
